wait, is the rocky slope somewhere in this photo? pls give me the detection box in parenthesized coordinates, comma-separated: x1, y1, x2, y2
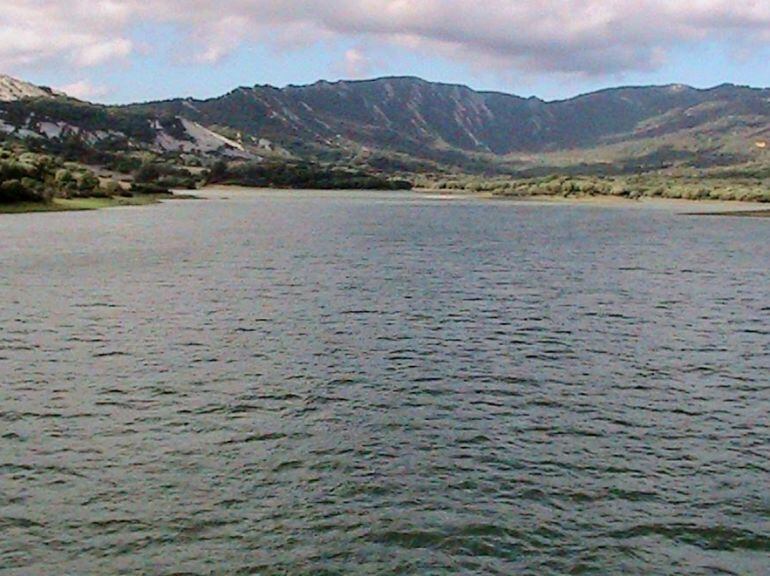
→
(1, 74, 768, 171)
(130, 77, 770, 168)
(0, 75, 59, 102)
(0, 80, 251, 158)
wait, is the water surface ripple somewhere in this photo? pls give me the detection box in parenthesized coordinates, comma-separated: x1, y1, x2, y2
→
(1, 191, 768, 575)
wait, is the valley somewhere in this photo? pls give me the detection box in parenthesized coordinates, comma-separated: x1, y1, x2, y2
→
(1, 74, 768, 211)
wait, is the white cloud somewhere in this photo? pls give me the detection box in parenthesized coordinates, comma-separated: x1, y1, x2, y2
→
(57, 80, 111, 100)
(1, 1, 769, 77)
(339, 48, 373, 78)
(0, 1, 133, 69)
(73, 40, 133, 68)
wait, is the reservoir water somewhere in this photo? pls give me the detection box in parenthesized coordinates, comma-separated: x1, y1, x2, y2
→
(1, 190, 768, 575)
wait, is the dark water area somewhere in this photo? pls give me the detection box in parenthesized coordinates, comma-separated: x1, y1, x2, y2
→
(1, 190, 768, 575)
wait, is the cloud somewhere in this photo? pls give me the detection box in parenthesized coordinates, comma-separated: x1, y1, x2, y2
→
(0, 1, 133, 69)
(1, 1, 769, 77)
(57, 80, 111, 100)
(338, 48, 374, 78)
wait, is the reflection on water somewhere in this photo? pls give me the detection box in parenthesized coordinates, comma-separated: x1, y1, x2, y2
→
(1, 190, 769, 575)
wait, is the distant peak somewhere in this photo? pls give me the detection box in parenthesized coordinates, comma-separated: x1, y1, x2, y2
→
(666, 83, 692, 93)
(288, 75, 471, 91)
(0, 74, 60, 102)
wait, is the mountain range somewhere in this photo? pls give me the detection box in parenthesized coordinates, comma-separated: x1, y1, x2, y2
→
(1, 74, 768, 174)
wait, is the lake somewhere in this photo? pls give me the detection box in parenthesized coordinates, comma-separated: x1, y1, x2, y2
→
(1, 190, 768, 575)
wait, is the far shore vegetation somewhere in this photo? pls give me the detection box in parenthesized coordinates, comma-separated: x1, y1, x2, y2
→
(0, 143, 198, 213)
(413, 167, 770, 203)
(0, 139, 414, 213)
(206, 159, 413, 190)
(2, 135, 768, 214)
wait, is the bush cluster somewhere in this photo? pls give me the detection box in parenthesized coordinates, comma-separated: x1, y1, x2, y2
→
(0, 147, 118, 204)
(207, 160, 413, 190)
(416, 173, 770, 202)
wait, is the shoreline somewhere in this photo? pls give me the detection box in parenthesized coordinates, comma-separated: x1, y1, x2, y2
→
(510, 194, 770, 213)
(685, 209, 770, 217)
(204, 185, 770, 216)
(4, 187, 769, 217)
(0, 192, 197, 215)
(416, 189, 770, 215)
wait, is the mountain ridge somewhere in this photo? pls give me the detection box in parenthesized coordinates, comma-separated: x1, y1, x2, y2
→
(118, 77, 764, 108)
(0, 73, 768, 173)
(0, 75, 62, 102)
(132, 76, 767, 158)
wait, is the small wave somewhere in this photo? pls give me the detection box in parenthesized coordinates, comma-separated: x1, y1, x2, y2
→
(607, 524, 770, 552)
(92, 350, 131, 358)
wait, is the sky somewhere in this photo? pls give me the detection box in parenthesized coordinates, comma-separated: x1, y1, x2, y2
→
(3, 0, 770, 103)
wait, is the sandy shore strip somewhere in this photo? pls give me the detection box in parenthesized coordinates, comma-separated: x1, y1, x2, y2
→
(418, 190, 770, 214)
(518, 195, 770, 214)
(198, 185, 770, 215)
(515, 195, 770, 215)
(686, 209, 770, 217)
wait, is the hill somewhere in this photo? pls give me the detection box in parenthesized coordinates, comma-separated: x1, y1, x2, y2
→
(1, 74, 769, 172)
(0, 74, 768, 206)
(126, 77, 770, 172)
(0, 75, 61, 102)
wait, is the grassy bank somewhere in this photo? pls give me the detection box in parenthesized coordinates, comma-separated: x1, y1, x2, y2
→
(0, 193, 189, 215)
(414, 173, 770, 203)
(690, 210, 770, 217)
(207, 160, 413, 191)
